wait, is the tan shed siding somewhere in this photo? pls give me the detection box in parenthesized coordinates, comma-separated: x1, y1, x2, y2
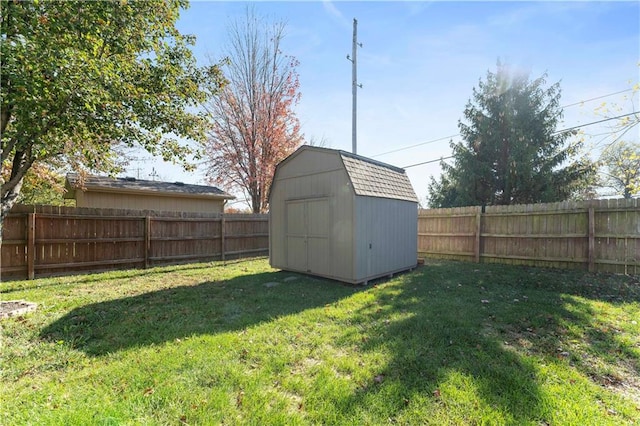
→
(77, 192, 224, 214)
(354, 196, 417, 282)
(269, 160, 354, 280)
(270, 145, 418, 284)
(275, 148, 344, 179)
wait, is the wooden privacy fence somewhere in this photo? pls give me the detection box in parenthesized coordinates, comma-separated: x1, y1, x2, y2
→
(418, 198, 640, 275)
(1, 205, 268, 280)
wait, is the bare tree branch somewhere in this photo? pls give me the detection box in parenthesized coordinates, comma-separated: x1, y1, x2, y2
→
(202, 8, 302, 213)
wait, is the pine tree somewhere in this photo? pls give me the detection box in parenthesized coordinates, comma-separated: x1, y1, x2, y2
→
(428, 64, 595, 208)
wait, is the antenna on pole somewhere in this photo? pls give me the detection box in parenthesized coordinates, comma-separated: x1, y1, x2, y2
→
(346, 18, 363, 155)
(149, 167, 159, 181)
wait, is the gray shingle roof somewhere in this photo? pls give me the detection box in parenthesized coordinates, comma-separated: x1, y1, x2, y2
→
(65, 174, 234, 199)
(339, 151, 418, 203)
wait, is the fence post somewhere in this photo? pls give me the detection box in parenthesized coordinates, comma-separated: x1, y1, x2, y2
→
(588, 207, 595, 272)
(221, 214, 226, 262)
(144, 216, 151, 269)
(474, 211, 482, 263)
(27, 213, 36, 280)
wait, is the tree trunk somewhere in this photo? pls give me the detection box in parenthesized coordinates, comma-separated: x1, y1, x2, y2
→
(1, 149, 32, 231)
(0, 174, 25, 243)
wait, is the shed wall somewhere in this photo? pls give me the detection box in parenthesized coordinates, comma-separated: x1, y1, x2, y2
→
(354, 196, 418, 282)
(269, 151, 354, 281)
(75, 191, 224, 214)
(270, 147, 418, 284)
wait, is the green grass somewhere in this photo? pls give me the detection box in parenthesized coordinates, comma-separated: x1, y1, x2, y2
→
(1, 257, 639, 425)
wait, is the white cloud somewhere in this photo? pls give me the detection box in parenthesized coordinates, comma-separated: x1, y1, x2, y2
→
(322, 0, 351, 29)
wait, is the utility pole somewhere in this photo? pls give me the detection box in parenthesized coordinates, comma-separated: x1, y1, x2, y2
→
(346, 18, 362, 155)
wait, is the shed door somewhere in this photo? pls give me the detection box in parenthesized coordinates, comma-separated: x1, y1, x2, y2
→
(286, 198, 330, 274)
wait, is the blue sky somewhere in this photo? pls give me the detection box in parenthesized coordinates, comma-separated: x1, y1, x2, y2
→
(130, 1, 639, 207)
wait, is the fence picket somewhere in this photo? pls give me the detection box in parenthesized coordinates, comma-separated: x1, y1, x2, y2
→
(1, 205, 268, 280)
(3, 199, 638, 279)
(418, 199, 639, 274)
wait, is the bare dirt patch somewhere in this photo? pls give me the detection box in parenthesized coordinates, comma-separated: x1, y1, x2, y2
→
(0, 301, 37, 319)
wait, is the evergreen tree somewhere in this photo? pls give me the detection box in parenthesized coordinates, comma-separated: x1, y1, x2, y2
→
(428, 64, 595, 208)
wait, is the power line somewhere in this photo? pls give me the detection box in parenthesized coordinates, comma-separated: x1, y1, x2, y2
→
(551, 111, 637, 135)
(403, 156, 454, 169)
(561, 88, 633, 109)
(403, 111, 638, 169)
(373, 88, 635, 159)
(370, 134, 458, 158)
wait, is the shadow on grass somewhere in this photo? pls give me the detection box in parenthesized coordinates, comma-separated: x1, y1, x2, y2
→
(39, 259, 638, 423)
(332, 261, 639, 423)
(40, 269, 360, 356)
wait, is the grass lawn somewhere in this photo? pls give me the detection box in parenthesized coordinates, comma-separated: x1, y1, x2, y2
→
(1, 257, 639, 425)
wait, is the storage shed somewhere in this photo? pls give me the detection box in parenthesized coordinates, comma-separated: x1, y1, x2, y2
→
(65, 174, 234, 214)
(269, 146, 418, 284)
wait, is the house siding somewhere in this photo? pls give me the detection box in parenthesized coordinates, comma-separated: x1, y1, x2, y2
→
(75, 191, 225, 213)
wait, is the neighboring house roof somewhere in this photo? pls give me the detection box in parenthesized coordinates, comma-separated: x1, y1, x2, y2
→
(64, 174, 234, 200)
(274, 146, 418, 203)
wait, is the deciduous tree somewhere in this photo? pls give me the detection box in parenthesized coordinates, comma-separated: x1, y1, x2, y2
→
(428, 64, 595, 208)
(202, 10, 303, 213)
(592, 82, 639, 151)
(598, 141, 639, 198)
(0, 161, 68, 206)
(1, 0, 224, 225)
(589, 82, 639, 198)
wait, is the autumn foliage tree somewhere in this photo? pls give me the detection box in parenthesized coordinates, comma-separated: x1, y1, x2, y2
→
(1, 0, 224, 225)
(0, 161, 68, 206)
(202, 10, 303, 213)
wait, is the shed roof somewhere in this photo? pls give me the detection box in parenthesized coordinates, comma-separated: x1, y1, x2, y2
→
(65, 174, 234, 200)
(274, 146, 418, 203)
(339, 151, 418, 203)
